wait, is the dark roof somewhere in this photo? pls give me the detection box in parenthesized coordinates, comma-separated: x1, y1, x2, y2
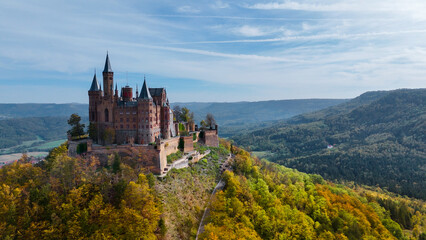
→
(149, 88, 164, 97)
(103, 53, 113, 73)
(139, 79, 152, 99)
(89, 73, 101, 91)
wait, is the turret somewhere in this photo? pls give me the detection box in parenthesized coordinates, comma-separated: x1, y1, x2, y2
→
(102, 53, 114, 99)
(88, 72, 101, 122)
(122, 85, 133, 102)
(139, 77, 152, 100)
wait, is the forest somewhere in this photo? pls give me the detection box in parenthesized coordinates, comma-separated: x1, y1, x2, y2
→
(200, 142, 426, 240)
(232, 89, 426, 199)
(0, 139, 424, 239)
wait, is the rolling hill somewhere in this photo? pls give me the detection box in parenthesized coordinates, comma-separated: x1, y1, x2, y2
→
(0, 99, 346, 154)
(232, 89, 426, 199)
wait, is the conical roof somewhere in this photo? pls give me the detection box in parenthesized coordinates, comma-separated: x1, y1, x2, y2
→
(89, 73, 101, 91)
(139, 78, 152, 99)
(103, 53, 113, 73)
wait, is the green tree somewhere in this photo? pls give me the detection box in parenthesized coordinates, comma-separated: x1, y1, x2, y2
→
(103, 127, 115, 145)
(87, 122, 97, 142)
(112, 153, 121, 174)
(205, 113, 216, 129)
(67, 114, 85, 137)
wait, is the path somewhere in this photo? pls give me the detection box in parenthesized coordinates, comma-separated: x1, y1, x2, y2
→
(195, 153, 233, 240)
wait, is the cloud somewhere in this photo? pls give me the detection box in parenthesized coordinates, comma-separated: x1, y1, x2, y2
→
(211, 1, 229, 9)
(245, 0, 426, 20)
(176, 5, 200, 14)
(233, 25, 267, 37)
(168, 29, 426, 44)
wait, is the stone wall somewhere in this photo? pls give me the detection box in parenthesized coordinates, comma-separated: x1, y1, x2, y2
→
(204, 130, 219, 147)
(88, 144, 163, 174)
(182, 136, 194, 153)
(161, 137, 180, 156)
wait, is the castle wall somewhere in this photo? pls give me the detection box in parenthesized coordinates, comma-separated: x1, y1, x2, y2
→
(204, 130, 219, 147)
(182, 136, 194, 153)
(161, 137, 180, 156)
(89, 144, 163, 174)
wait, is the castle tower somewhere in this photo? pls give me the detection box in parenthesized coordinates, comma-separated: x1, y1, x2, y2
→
(102, 53, 114, 99)
(88, 72, 101, 122)
(138, 78, 154, 144)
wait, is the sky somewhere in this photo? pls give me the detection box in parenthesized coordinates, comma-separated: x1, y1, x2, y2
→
(0, 0, 426, 103)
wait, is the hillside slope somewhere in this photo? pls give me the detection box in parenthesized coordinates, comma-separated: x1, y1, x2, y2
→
(232, 89, 426, 199)
(200, 143, 425, 240)
(0, 141, 424, 239)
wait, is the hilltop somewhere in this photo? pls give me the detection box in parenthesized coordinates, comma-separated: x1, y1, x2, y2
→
(232, 89, 426, 199)
(0, 140, 424, 239)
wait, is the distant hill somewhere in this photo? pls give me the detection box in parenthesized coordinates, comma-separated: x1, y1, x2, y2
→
(0, 99, 346, 154)
(0, 103, 88, 119)
(232, 89, 426, 199)
(174, 99, 348, 126)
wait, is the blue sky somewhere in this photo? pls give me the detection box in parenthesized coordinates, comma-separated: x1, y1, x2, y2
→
(0, 0, 425, 103)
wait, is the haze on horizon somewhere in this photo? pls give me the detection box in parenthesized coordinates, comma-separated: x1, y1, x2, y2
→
(1, 0, 426, 103)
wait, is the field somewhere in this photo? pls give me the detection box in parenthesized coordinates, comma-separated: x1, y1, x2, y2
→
(0, 151, 48, 163)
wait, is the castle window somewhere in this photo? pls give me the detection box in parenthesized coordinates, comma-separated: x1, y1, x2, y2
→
(126, 112, 130, 115)
(105, 109, 109, 122)
(126, 118, 129, 122)
(133, 111, 136, 114)
(120, 118, 123, 122)
(133, 124, 136, 128)
(120, 112, 123, 115)
(120, 125, 123, 129)
(126, 125, 129, 129)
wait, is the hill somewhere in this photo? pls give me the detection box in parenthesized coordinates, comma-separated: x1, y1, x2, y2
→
(0, 141, 424, 239)
(232, 89, 426, 199)
(0, 103, 88, 120)
(0, 116, 88, 153)
(175, 99, 348, 127)
(0, 99, 345, 154)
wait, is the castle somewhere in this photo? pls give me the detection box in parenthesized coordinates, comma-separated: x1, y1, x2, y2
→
(88, 53, 176, 145)
(68, 54, 219, 175)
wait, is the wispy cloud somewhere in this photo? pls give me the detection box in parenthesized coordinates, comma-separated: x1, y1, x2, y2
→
(176, 5, 200, 14)
(168, 29, 426, 44)
(211, 1, 230, 9)
(0, 0, 426, 103)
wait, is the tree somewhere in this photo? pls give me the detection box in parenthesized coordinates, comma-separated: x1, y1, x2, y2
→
(206, 113, 216, 129)
(173, 105, 182, 122)
(67, 114, 85, 137)
(103, 127, 115, 145)
(87, 122, 97, 142)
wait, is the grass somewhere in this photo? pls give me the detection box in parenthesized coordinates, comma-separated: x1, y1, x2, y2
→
(251, 151, 273, 159)
(167, 151, 184, 164)
(155, 146, 230, 239)
(29, 139, 66, 151)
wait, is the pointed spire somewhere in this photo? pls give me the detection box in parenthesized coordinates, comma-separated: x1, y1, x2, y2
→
(103, 52, 113, 73)
(89, 72, 101, 91)
(115, 83, 118, 91)
(139, 77, 152, 99)
(136, 84, 139, 98)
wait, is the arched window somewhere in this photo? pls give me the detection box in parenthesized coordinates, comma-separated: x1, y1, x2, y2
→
(105, 108, 109, 122)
